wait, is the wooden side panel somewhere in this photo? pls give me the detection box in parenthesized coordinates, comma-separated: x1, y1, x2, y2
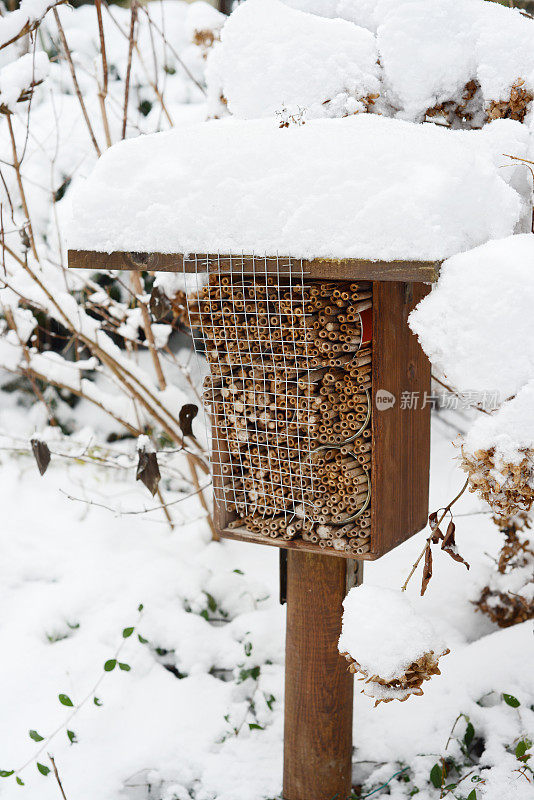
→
(68, 249, 441, 283)
(283, 550, 354, 800)
(371, 281, 431, 557)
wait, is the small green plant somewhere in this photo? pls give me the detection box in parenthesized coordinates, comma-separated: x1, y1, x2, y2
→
(0, 604, 146, 786)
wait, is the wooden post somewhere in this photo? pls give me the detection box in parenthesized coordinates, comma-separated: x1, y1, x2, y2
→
(283, 551, 360, 800)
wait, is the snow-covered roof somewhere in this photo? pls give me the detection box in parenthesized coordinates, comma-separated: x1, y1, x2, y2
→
(68, 115, 531, 262)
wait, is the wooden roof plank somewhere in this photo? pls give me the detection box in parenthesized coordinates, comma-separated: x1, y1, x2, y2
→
(68, 250, 441, 282)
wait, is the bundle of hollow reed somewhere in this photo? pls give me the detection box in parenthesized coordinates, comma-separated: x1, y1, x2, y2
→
(475, 514, 534, 628)
(486, 79, 533, 122)
(188, 275, 372, 556)
(339, 648, 450, 706)
(461, 445, 534, 517)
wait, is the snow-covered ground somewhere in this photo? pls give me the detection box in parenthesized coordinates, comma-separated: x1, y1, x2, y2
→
(0, 411, 532, 800)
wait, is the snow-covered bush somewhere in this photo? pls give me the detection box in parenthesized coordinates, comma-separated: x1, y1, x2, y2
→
(209, 0, 534, 126)
(338, 585, 449, 704)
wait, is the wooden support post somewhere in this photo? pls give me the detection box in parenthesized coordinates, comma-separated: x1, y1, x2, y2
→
(283, 551, 360, 800)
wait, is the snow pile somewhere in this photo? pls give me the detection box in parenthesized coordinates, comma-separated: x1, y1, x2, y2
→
(465, 379, 534, 466)
(212, 0, 380, 120)
(410, 234, 534, 513)
(376, 0, 534, 121)
(409, 235, 534, 401)
(377, 0, 478, 121)
(215, 0, 534, 124)
(338, 585, 448, 702)
(0, 52, 49, 111)
(68, 115, 530, 261)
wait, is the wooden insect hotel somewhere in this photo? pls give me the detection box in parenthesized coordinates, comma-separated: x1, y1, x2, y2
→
(68, 116, 447, 800)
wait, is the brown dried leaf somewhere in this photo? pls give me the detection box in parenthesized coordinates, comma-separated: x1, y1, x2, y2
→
(149, 286, 172, 322)
(421, 544, 433, 596)
(430, 527, 443, 545)
(441, 521, 470, 570)
(429, 511, 438, 530)
(30, 438, 51, 476)
(179, 404, 198, 438)
(136, 448, 160, 497)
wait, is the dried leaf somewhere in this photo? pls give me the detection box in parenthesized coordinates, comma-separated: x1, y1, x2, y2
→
(149, 286, 172, 321)
(136, 448, 160, 496)
(429, 511, 438, 530)
(441, 521, 470, 570)
(430, 527, 443, 545)
(30, 438, 50, 476)
(179, 404, 198, 438)
(421, 544, 433, 596)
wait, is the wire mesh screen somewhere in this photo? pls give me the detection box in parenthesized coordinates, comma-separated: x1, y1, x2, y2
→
(184, 254, 372, 557)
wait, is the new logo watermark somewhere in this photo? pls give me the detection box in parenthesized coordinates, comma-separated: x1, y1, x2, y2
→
(375, 390, 501, 411)
(375, 390, 396, 411)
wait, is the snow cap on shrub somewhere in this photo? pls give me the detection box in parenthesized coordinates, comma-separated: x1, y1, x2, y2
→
(338, 585, 448, 703)
(409, 234, 534, 401)
(212, 0, 380, 119)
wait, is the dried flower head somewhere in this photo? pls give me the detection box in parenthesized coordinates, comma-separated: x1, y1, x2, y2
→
(461, 445, 534, 519)
(475, 519, 534, 628)
(486, 79, 533, 123)
(340, 648, 450, 706)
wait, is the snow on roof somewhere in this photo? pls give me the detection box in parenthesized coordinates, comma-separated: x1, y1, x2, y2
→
(68, 115, 530, 262)
(409, 234, 534, 400)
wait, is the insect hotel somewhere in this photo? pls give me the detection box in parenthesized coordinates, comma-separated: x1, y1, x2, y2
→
(68, 115, 452, 800)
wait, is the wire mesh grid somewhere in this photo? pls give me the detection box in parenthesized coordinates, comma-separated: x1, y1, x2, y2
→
(184, 253, 373, 557)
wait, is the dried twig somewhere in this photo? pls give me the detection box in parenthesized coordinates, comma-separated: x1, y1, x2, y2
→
(53, 8, 101, 157)
(401, 478, 469, 593)
(5, 114, 38, 259)
(122, 1, 138, 140)
(48, 755, 68, 800)
(95, 0, 112, 149)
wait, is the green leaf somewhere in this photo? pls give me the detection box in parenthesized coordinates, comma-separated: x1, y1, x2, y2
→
(28, 729, 44, 742)
(265, 694, 275, 711)
(233, 569, 244, 575)
(67, 729, 77, 745)
(0, 771, 14, 778)
(464, 722, 475, 748)
(466, 790, 477, 800)
(16, 777, 24, 785)
(429, 764, 442, 789)
(244, 642, 252, 657)
(118, 662, 131, 671)
(138, 603, 144, 613)
(58, 693, 73, 707)
(248, 723, 264, 730)
(104, 659, 117, 672)
(93, 697, 103, 707)
(36, 763, 50, 776)
(138, 634, 148, 644)
(206, 593, 217, 613)
(515, 739, 532, 759)
(503, 693, 520, 708)
(122, 627, 134, 639)
(200, 609, 209, 621)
